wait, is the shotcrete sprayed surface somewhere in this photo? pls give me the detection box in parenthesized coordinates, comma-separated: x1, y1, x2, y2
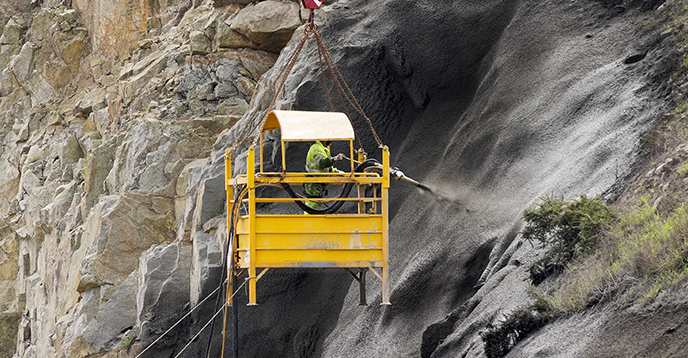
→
(213, 0, 669, 357)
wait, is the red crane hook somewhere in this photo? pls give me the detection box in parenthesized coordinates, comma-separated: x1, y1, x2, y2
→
(301, 0, 322, 29)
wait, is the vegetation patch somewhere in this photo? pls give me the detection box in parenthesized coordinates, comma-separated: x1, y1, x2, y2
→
(522, 195, 615, 284)
(481, 289, 555, 358)
(484, 196, 688, 356)
(543, 200, 688, 313)
(483, 2, 688, 356)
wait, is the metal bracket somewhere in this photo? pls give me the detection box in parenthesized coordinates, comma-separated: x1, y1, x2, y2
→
(345, 268, 368, 306)
(368, 267, 383, 282)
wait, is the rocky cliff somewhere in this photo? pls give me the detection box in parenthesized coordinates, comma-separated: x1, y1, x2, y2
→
(0, 0, 682, 357)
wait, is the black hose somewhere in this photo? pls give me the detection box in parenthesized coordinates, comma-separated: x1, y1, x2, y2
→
(280, 159, 382, 215)
(205, 187, 242, 358)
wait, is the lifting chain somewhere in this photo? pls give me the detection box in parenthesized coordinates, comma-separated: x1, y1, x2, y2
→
(228, 18, 386, 157)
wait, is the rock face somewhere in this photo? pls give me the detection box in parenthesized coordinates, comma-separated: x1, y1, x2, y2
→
(0, 0, 307, 357)
(0, 0, 680, 358)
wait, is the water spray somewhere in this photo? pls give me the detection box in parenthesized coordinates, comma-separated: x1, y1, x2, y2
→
(387, 165, 468, 210)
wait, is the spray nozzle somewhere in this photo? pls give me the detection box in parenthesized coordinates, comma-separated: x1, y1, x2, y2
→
(390, 167, 405, 180)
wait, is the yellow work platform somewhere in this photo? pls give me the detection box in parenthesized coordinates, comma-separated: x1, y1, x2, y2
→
(225, 110, 390, 306)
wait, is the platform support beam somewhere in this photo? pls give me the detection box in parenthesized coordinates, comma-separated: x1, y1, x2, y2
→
(345, 268, 368, 306)
(381, 147, 391, 305)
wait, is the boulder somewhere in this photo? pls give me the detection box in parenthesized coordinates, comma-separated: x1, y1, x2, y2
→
(27, 74, 54, 106)
(238, 48, 278, 81)
(77, 194, 175, 292)
(55, 8, 79, 27)
(230, 1, 301, 53)
(195, 81, 216, 100)
(42, 60, 73, 89)
(192, 173, 225, 229)
(81, 271, 138, 350)
(93, 108, 109, 134)
(75, 87, 108, 116)
(122, 51, 169, 104)
(0, 237, 18, 281)
(214, 82, 239, 99)
(175, 159, 210, 239)
(10, 42, 37, 84)
(83, 136, 119, 213)
(215, 18, 257, 49)
(0, 17, 25, 44)
(25, 146, 43, 164)
(46, 111, 61, 126)
(236, 75, 256, 97)
(58, 28, 91, 74)
(189, 225, 223, 308)
(48, 182, 77, 224)
(215, 57, 240, 83)
(217, 97, 247, 116)
(0, 44, 21, 73)
(136, 243, 192, 344)
(0, 159, 20, 209)
(190, 30, 212, 55)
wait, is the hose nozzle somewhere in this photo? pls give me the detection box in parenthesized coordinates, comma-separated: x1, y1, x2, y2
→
(390, 167, 432, 192)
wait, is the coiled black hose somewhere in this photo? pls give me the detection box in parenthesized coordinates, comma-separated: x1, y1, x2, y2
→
(280, 159, 382, 214)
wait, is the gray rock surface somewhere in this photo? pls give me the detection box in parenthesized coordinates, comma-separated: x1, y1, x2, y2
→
(136, 243, 192, 343)
(82, 271, 139, 350)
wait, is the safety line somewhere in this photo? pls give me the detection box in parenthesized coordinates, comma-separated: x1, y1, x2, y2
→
(249, 26, 315, 148)
(173, 279, 248, 358)
(316, 41, 364, 150)
(133, 279, 226, 358)
(226, 24, 386, 160)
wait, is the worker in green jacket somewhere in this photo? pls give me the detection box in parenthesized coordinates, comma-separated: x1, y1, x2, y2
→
(304, 140, 346, 210)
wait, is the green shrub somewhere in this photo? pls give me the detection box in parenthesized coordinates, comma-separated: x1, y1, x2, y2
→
(481, 288, 555, 358)
(522, 195, 615, 283)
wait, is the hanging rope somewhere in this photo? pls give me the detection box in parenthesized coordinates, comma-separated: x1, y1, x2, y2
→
(173, 279, 248, 358)
(316, 40, 364, 150)
(133, 279, 227, 358)
(228, 30, 311, 154)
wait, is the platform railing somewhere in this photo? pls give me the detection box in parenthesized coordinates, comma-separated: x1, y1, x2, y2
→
(225, 146, 390, 305)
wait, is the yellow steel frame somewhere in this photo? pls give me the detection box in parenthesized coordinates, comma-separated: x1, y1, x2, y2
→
(225, 142, 390, 306)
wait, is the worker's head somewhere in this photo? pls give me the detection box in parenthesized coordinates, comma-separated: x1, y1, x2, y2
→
(321, 140, 331, 147)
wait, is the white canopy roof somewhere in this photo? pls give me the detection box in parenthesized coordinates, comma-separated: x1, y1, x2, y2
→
(263, 110, 355, 141)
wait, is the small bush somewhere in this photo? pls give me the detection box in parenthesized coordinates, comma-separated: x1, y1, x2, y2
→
(522, 195, 615, 283)
(482, 289, 555, 358)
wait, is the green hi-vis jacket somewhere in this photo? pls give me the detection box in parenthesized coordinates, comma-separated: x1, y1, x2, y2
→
(305, 141, 336, 173)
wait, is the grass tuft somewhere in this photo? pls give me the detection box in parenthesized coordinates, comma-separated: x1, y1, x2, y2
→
(542, 201, 688, 313)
